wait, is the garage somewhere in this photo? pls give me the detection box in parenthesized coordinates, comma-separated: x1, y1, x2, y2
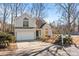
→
(15, 29, 36, 41)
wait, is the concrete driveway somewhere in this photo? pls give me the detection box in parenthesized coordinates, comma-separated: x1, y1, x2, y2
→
(0, 41, 79, 56)
(0, 41, 52, 56)
(14, 41, 52, 56)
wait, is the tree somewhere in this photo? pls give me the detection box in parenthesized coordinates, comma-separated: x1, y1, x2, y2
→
(8, 3, 28, 32)
(19, 3, 28, 15)
(31, 3, 46, 18)
(14, 3, 21, 17)
(9, 4, 15, 32)
(78, 17, 79, 32)
(56, 3, 79, 35)
(0, 4, 9, 32)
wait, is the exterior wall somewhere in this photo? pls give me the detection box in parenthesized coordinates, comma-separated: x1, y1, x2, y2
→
(41, 24, 52, 38)
(40, 28, 44, 38)
(14, 14, 36, 28)
(29, 19, 36, 27)
(14, 16, 23, 27)
(41, 29, 52, 39)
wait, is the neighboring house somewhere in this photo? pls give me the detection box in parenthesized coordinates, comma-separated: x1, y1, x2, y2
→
(14, 13, 52, 41)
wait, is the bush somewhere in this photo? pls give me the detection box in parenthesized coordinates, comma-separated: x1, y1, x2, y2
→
(6, 34, 16, 43)
(0, 39, 9, 48)
(0, 32, 15, 48)
(54, 35, 73, 46)
(0, 32, 7, 37)
(0, 33, 9, 48)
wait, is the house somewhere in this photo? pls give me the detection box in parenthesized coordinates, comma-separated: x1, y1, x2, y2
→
(14, 13, 52, 41)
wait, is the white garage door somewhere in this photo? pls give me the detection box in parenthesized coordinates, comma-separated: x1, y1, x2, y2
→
(16, 31, 35, 41)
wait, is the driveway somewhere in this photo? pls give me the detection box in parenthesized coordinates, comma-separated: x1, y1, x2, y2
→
(13, 41, 52, 56)
(0, 41, 79, 56)
(0, 41, 52, 56)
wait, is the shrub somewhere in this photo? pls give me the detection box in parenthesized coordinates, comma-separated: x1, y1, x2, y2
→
(6, 34, 16, 43)
(0, 31, 7, 37)
(0, 35, 9, 48)
(54, 35, 73, 46)
(0, 32, 15, 48)
(0, 40, 9, 48)
(63, 36, 72, 45)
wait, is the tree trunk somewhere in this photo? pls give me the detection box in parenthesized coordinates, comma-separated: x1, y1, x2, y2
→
(68, 4, 71, 36)
(11, 12, 13, 32)
(3, 4, 6, 32)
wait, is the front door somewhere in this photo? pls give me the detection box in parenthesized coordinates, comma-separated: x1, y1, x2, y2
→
(36, 30, 41, 39)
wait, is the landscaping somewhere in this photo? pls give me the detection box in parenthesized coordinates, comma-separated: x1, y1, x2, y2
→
(54, 35, 73, 47)
(0, 32, 16, 49)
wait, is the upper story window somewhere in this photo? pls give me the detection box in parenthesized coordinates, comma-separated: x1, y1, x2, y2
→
(23, 17, 29, 28)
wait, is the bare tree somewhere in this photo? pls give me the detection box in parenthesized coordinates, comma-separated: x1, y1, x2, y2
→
(0, 4, 10, 32)
(14, 3, 21, 17)
(8, 3, 28, 32)
(19, 3, 28, 15)
(56, 3, 79, 35)
(31, 3, 46, 18)
(78, 17, 79, 32)
(9, 4, 15, 32)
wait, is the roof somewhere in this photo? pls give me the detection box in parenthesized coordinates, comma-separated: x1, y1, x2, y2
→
(35, 17, 46, 28)
(14, 13, 49, 28)
(14, 12, 32, 21)
(40, 23, 46, 28)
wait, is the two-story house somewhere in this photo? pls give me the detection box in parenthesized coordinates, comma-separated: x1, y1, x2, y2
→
(14, 13, 52, 41)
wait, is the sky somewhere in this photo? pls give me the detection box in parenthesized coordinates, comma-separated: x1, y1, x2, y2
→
(43, 4, 60, 23)
(26, 3, 61, 24)
(6, 3, 61, 24)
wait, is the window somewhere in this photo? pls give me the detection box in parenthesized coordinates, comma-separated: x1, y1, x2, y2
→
(23, 18, 29, 28)
(23, 21, 28, 27)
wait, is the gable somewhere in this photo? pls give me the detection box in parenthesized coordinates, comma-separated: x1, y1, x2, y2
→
(40, 23, 46, 28)
(14, 13, 36, 28)
(42, 23, 51, 29)
(35, 17, 46, 28)
(14, 13, 31, 21)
